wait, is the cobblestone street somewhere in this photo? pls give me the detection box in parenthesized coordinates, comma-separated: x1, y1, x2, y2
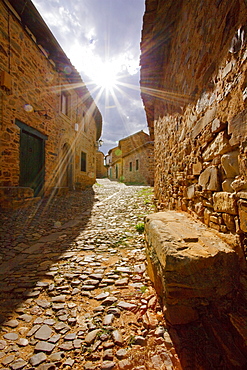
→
(0, 179, 181, 370)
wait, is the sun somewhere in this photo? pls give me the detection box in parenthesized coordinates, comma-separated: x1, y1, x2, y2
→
(92, 62, 118, 90)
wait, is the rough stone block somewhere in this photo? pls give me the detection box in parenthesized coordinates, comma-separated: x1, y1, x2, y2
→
(222, 213, 236, 233)
(198, 166, 220, 191)
(145, 211, 239, 325)
(228, 109, 247, 146)
(213, 192, 237, 215)
(192, 162, 202, 175)
(203, 131, 232, 161)
(211, 118, 226, 134)
(221, 151, 239, 178)
(238, 200, 247, 232)
(187, 185, 195, 199)
(192, 107, 216, 139)
(222, 179, 234, 193)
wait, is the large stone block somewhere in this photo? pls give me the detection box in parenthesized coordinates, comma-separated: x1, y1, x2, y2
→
(238, 200, 247, 232)
(192, 107, 217, 139)
(202, 131, 232, 161)
(145, 211, 239, 325)
(213, 192, 237, 215)
(198, 166, 220, 191)
(221, 151, 239, 178)
(228, 109, 247, 146)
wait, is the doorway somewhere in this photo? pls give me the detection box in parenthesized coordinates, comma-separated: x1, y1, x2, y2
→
(17, 120, 47, 197)
(61, 143, 73, 189)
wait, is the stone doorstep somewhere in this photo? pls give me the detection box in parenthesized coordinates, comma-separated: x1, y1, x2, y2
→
(144, 210, 240, 325)
(0, 196, 41, 209)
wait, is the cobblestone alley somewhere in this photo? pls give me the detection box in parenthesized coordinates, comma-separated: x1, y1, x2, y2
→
(0, 179, 181, 370)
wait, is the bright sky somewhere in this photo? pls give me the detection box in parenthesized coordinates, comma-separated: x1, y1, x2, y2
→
(32, 0, 148, 154)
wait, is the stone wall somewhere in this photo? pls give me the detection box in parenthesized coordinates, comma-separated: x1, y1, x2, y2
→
(141, 0, 247, 250)
(107, 131, 154, 185)
(0, 0, 102, 207)
(96, 151, 107, 178)
(122, 143, 154, 185)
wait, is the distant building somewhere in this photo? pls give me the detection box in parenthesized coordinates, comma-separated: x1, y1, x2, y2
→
(96, 151, 107, 178)
(0, 0, 102, 208)
(106, 131, 154, 185)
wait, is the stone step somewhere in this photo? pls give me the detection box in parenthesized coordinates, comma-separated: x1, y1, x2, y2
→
(145, 210, 241, 325)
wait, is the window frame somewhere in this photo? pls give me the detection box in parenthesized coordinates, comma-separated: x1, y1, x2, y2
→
(136, 159, 139, 171)
(81, 151, 87, 172)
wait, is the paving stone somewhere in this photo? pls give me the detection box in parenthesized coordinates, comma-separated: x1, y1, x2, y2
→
(112, 330, 123, 345)
(34, 325, 52, 341)
(3, 333, 19, 341)
(49, 351, 64, 361)
(85, 329, 101, 344)
(117, 301, 137, 310)
(0, 340, 7, 350)
(95, 292, 110, 300)
(9, 359, 27, 370)
(29, 352, 47, 366)
(17, 338, 29, 346)
(58, 342, 74, 351)
(2, 354, 15, 365)
(103, 314, 114, 326)
(35, 341, 55, 353)
(101, 361, 116, 370)
(3, 319, 19, 328)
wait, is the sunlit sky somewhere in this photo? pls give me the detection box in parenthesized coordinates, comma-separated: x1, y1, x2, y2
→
(32, 0, 148, 154)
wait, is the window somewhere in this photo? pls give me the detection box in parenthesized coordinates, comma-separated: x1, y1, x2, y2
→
(129, 162, 132, 172)
(81, 152, 86, 172)
(136, 159, 139, 171)
(61, 91, 70, 116)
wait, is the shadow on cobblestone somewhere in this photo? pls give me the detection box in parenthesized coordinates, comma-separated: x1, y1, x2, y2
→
(0, 187, 95, 323)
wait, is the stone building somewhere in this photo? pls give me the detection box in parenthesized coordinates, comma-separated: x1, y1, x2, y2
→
(140, 0, 247, 364)
(141, 0, 247, 248)
(0, 0, 102, 208)
(96, 151, 107, 178)
(106, 131, 154, 185)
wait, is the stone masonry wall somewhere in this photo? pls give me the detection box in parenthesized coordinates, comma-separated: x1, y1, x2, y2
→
(141, 0, 247, 251)
(122, 143, 154, 185)
(0, 0, 100, 206)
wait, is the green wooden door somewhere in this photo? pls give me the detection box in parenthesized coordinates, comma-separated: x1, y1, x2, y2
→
(20, 130, 45, 196)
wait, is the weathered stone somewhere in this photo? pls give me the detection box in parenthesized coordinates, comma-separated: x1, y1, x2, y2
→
(35, 341, 55, 353)
(103, 314, 114, 326)
(203, 131, 231, 161)
(84, 329, 101, 344)
(228, 109, 247, 146)
(222, 213, 236, 232)
(222, 179, 234, 193)
(145, 211, 239, 325)
(213, 192, 237, 215)
(192, 162, 202, 176)
(116, 349, 127, 359)
(221, 151, 239, 178)
(112, 330, 123, 345)
(238, 200, 247, 232)
(118, 359, 132, 370)
(3, 332, 19, 340)
(187, 185, 195, 199)
(34, 325, 52, 341)
(30, 352, 47, 366)
(51, 295, 66, 303)
(101, 360, 116, 370)
(192, 107, 217, 139)
(58, 342, 74, 351)
(117, 301, 136, 310)
(211, 118, 226, 133)
(17, 338, 29, 346)
(9, 359, 27, 370)
(198, 166, 220, 191)
(3, 319, 19, 328)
